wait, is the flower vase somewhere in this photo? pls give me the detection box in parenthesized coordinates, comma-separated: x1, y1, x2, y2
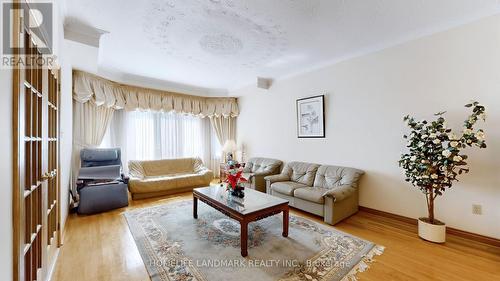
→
(230, 185, 245, 198)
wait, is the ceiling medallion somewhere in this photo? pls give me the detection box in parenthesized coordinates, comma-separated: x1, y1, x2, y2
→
(144, 0, 288, 68)
(199, 33, 243, 55)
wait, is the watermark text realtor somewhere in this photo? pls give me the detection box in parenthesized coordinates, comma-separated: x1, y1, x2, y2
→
(1, 1, 56, 68)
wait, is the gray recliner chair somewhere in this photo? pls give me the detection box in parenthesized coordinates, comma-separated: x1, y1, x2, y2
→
(77, 148, 129, 215)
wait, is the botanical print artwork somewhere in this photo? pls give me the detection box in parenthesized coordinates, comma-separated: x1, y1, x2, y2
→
(300, 102, 320, 134)
(297, 95, 325, 138)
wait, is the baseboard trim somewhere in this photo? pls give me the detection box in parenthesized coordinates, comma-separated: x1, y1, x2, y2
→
(359, 206, 500, 247)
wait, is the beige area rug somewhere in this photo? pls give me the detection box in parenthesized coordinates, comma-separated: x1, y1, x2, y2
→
(124, 200, 384, 281)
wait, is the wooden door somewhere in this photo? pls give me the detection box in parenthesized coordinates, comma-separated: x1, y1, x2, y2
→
(12, 2, 61, 281)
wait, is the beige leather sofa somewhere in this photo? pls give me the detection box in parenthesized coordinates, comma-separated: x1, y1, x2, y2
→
(265, 162, 364, 225)
(241, 157, 282, 192)
(128, 157, 213, 200)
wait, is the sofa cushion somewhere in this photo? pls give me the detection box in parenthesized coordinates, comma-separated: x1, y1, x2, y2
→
(129, 157, 202, 177)
(282, 162, 320, 186)
(129, 172, 210, 194)
(271, 181, 308, 196)
(244, 157, 282, 174)
(127, 157, 213, 197)
(294, 187, 327, 204)
(313, 165, 364, 189)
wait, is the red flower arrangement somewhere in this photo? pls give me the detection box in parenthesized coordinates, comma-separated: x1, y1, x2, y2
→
(224, 161, 247, 197)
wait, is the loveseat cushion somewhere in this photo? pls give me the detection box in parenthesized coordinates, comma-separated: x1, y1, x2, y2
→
(244, 157, 282, 174)
(294, 187, 327, 204)
(282, 162, 320, 186)
(313, 165, 364, 189)
(271, 181, 308, 196)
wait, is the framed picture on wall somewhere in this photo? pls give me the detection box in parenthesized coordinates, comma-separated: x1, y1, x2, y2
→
(296, 95, 325, 138)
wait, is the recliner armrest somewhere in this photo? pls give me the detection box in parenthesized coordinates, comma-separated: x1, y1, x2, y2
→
(323, 185, 356, 202)
(121, 174, 130, 184)
(264, 174, 290, 184)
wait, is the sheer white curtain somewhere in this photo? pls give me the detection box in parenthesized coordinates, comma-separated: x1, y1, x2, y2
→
(72, 101, 115, 203)
(101, 110, 220, 175)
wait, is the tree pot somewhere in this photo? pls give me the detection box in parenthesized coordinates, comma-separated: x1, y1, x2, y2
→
(418, 218, 446, 243)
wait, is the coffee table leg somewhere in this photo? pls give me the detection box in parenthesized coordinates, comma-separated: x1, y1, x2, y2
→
(193, 196, 198, 219)
(241, 221, 248, 257)
(282, 207, 289, 237)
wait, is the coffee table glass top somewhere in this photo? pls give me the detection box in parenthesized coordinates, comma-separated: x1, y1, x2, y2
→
(193, 185, 288, 215)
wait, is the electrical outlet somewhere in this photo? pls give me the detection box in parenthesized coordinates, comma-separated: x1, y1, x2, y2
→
(472, 204, 482, 215)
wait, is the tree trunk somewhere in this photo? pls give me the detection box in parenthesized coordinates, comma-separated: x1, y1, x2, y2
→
(428, 192, 435, 224)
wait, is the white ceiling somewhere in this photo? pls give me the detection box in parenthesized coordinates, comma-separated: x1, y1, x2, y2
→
(64, 0, 500, 95)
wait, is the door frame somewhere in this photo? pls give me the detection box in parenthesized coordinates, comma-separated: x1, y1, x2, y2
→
(12, 0, 62, 280)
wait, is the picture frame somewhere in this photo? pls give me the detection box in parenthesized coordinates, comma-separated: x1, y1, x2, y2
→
(296, 95, 325, 138)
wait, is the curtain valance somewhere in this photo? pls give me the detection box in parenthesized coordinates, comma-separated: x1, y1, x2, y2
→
(73, 70, 239, 117)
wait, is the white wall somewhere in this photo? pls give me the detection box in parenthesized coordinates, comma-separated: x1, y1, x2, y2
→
(59, 44, 73, 231)
(54, 0, 73, 234)
(234, 15, 500, 239)
(0, 68, 13, 281)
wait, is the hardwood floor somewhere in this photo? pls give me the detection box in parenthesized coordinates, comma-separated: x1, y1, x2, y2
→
(51, 192, 500, 281)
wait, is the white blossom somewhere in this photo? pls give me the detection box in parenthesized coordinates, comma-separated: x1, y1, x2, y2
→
(433, 139, 441, 144)
(442, 150, 452, 157)
(450, 141, 459, 148)
(476, 131, 485, 141)
(453, 155, 463, 162)
(431, 174, 438, 179)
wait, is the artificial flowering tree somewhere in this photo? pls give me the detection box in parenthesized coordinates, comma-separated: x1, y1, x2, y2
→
(399, 101, 486, 225)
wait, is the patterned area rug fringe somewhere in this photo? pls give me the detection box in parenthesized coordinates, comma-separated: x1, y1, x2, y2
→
(341, 245, 385, 281)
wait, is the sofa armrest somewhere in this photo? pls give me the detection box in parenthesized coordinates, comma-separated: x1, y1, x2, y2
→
(121, 174, 130, 184)
(128, 175, 144, 184)
(323, 185, 356, 202)
(197, 168, 214, 180)
(196, 167, 209, 174)
(264, 174, 290, 184)
(128, 161, 145, 179)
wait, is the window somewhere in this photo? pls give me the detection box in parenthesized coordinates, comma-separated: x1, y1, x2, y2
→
(101, 110, 220, 174)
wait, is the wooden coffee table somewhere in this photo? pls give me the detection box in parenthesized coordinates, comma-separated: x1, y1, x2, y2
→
(193, 185, 289, 257)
